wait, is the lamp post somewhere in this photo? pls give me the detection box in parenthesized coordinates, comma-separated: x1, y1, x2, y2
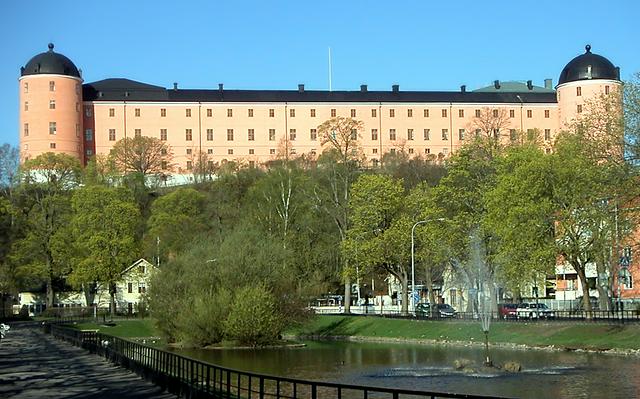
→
(411, 218, 445, 313)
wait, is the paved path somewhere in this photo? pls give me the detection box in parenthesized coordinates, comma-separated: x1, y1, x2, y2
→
(0, 323, 176, 398)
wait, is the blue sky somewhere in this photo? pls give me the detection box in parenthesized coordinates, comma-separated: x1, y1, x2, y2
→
(1, 0, 639, 147)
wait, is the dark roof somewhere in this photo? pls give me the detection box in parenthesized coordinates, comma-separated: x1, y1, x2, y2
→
(558, 45, 619, 86)
(21, 43, 81, 78)
(83, 78, 557, 104)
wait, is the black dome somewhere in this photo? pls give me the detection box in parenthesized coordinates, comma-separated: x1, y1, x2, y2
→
(21, 43, 81, 78)
(558, 45, 619, 86)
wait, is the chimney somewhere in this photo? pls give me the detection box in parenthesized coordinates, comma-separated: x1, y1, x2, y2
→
(173, 82, 178, 91)
(392, 84, 399, 92)
(298, 84, 304, 92)
(494, 80, 500, 89)
(544, 79, 553, 89)
(527, 80, 533, 90)
(360, 84, 368, 92)
(460, 85, 466, 93)
(218, 83, 224, 92)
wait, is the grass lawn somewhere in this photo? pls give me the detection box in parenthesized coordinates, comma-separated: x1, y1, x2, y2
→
(289, 315, 640, 351)
(69, 318, 160, 339)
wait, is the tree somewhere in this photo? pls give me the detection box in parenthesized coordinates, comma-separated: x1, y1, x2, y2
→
(318, 117, 365, 165)
(466, 107, 512, 158)
(108, 136, 174, 180)
(69, 185, 140, 316)
(0, 144, 20, 192)
(343, 175, 411, 314)
(625, 72, 640, 163)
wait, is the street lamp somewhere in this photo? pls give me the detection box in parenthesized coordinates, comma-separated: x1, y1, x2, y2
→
(411, 218, 445, 313)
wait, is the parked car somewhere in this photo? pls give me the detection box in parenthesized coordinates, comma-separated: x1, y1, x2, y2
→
(574, 296, 600, 311)
(436, 303, 457, 318)
(415, 302, 431, 317)
(415, 303, 457, 318)
(516, 303, 555, 319)
(498, 303, 518, 319)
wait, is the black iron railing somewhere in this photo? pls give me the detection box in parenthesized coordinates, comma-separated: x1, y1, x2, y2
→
(48, 324, 505, 399)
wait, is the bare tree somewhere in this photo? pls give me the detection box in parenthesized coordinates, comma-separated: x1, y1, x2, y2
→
(318, 117, 365, 164)
(109, 136, 174, 178)
(466, 108, 513, 158)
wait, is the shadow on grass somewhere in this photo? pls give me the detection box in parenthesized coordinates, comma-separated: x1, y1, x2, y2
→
(314, 316, 360, 337)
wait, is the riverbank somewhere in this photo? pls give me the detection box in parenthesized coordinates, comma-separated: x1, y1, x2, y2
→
(288, 315, 640, 354)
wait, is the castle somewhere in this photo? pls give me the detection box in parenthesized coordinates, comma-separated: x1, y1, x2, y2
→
(19, 44, 621, 175)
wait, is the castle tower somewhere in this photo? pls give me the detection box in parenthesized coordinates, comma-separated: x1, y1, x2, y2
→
(19, 43, 83, 162)
(556, 45, 621, 128)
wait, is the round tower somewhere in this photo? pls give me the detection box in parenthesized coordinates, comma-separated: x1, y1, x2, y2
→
(19, 43, 83, 162)
(556, 45, 621, 128)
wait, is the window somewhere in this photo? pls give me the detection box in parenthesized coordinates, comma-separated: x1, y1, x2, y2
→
(49, 100, 55, 110)
(85, 107, 92, 117)
(389, 129, 396, 140)
(527, 109, 532, 118)
(109, 108, 115, 117)
(371, 129, 378, 141)
(290, 108, 295, 117)
(161, 148, 167, 155)
(544, 129, 551, 141)
(605, 85, 610, 95)
(350, 129, 357, 140)
(270, 149, 276, 154)
(161, 129, 167, 141)
(407, 109, 413, 117)
(228, 149, 234, 155)
(450, 289, 457, 308)
(186, 148, 192, 155)
(248, 109, 254, 117)
(423, 129, 430, 140)
(135, 108, 140, 117)
(423, 109, 429, 117)
(458, 129, 465, 140)
(389, 109, 395, 117)
(85, 129, 93, 141)
(248, 129, 255, 141)
(442, 148, 449, 155)
(109, 129, 116, 141)
(442, 109, 448, 118)
(510, 109, 515, 118)
(161, 108, 166, 117)
(161, 160, 168, 169)
(331, 109, 336, 117)
(491, 109, 498, 118)
(249, 149, 255, 155)
(475, 109, 481, 117)
(408, 148, 414, 154)
(207, 149, 213, 154)
(351, 109, 356, 117)
(576, 87, 582, 96)
(269, 109, 275, 117)
(425, 148, 431, 154)
(371, 109, 377, 117)
(24, 82, 28, 93)
(289, 129, 297, 141)
(128, 283, 133, 294)
(544, 109, 550, 118)
(204, 129, 212, 141)
(207, 108, 212, 117)
(622, 269, 633, 289)
(510, 129, 517, 141)
(50, 142, 56, 149)
(76, 124, 80, 137)
(227, 129, 234, 141)
(290, 148, 297, 155)
(186, 109, 192, 117)
(372, 148, 378, 154)
(458, 109, 464, 118)
(185, 129, 193, 141)
(49, 122, 57, 135)
(24, 101, 28, 111)
(577, 104, 583, 113)
(86, 149, 93, 156)
(269, 129, 276, 141)
(310, 129, 317, 141)
(23, 123, 29, 137)
(407, 129, 414, 141)
(493, 129, 500, 138)
(441, 129, 449, 140)
(208, 160, 214, 168)
(187, 161, 193, 170)
(134, 129, 141, 138)
(475, 129, 481, 137)
(310, 109, 316, 117)
(49, 81, 55, 91)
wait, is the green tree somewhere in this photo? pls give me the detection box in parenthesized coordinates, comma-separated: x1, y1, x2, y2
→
(69, 185, 140, 315)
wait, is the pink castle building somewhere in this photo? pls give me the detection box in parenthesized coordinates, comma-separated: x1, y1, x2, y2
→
(19, 44, 621, 174)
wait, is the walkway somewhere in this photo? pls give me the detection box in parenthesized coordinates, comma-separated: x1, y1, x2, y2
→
(0, 323, 176, 398)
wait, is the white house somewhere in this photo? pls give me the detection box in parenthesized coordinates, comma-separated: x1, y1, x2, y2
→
(94, 258, 157, 314)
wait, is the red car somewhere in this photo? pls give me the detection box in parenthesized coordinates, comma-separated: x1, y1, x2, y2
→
(498, 303, 518, 319)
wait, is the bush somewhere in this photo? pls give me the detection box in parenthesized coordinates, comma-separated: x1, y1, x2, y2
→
(176, 290, 232, 347)
(224, 284, 283, 347)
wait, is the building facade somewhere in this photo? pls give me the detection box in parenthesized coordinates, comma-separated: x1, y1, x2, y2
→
(19, 44, 621, 176)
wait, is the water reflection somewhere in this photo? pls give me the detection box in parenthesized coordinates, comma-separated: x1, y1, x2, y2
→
(174, 341, 640, 398)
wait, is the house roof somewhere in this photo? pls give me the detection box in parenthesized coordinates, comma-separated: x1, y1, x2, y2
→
(121, 258, 156, 276)
(83, 78, 558, 104)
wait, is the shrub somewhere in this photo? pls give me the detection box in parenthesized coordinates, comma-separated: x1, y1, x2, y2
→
(224, 284, 283, 347)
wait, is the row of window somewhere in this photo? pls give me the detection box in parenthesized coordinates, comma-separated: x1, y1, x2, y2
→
(104, 107, 553, 119)
(24, 100, 81, 112)
(99, 127, 553, 142)
(23, 81, 81, 94)
(23, 122, 80, 137)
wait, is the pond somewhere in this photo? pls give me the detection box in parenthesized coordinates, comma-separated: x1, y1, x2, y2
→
(174, 340, 640, 398)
